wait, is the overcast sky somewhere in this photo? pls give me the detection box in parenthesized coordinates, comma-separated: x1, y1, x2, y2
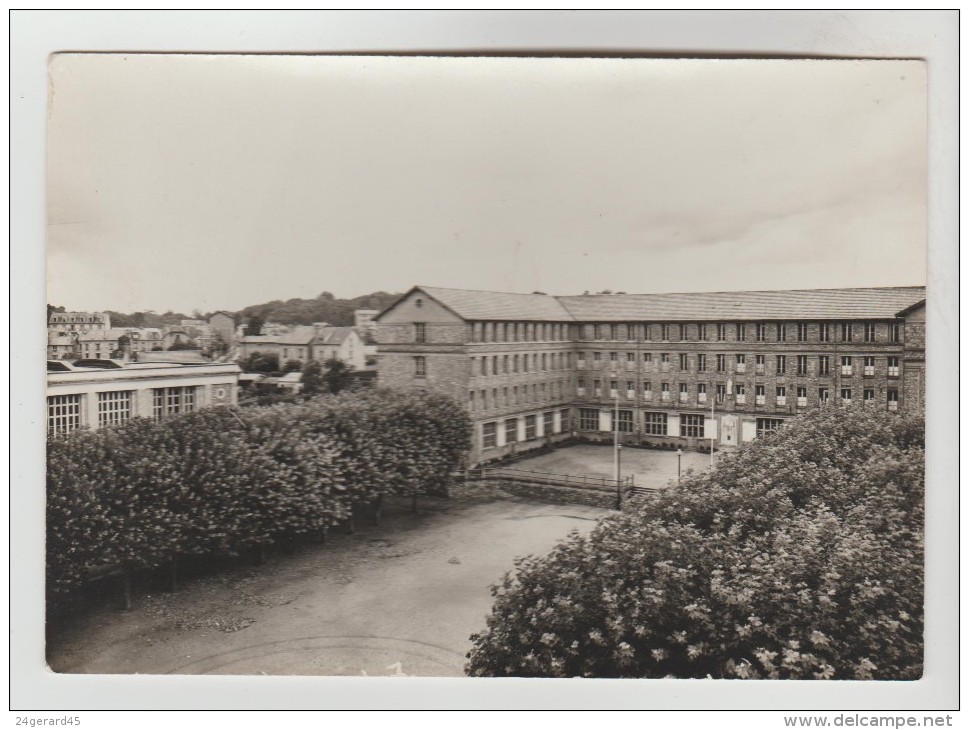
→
(47, 55, 926, 314)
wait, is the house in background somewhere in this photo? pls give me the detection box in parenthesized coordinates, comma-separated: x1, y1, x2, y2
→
(47, 311, 111, 333)
(237, 325, 365, 370)
(208, 311, 237, 346)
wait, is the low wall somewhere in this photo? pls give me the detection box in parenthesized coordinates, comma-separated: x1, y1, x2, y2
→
(465, 478, 619, 510)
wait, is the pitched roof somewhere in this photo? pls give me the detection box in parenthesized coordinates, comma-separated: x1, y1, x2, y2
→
(240, 326, 317, 345)
(315, 326, 356, 345)
(557, 286, 926, 321)
(414, 286, 574, 321)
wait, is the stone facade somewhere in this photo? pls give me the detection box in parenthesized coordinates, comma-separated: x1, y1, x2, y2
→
(376, 286, 926, 465)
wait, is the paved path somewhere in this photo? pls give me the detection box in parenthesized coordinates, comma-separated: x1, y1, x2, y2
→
(48, 496, 606, 677)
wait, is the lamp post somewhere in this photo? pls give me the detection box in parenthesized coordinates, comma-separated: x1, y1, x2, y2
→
(614, 392, 622, 509)
(677, 448, 682, 481)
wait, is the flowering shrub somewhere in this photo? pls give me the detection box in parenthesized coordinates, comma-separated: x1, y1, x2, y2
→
(46, 388, 470, 595)
(466, 406, 923, 679)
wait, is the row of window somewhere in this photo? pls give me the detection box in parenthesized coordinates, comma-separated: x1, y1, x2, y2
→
(576, 380, 900, 408)
(47, 387, 199, 435)
(577, 352, 901, 377)
(481, 409, 571, 449)
(471, 380, 569, 412)
(470, 321, 572, 344)
(464, 321, 902, 345)
(471, 351, 572, 377)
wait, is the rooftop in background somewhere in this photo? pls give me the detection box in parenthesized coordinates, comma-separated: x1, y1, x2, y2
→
(379, 285, 926, 323)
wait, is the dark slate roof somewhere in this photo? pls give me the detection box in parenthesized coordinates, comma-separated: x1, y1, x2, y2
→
(417, 286, 574, 321)
(557, 286, 926, 321)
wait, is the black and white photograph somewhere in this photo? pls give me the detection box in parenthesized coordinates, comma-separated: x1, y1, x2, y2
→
(12, 9, 959, 717)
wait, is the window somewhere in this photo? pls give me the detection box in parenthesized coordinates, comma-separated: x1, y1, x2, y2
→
(887, 389, 899, 411)
(560, 408, 571, 432)
(469, 391, 475, 411)
(152, 386, 197, 419)
(697, 354, 707, 372)
(482, 422, 497, 449)
(818, 356, 830, 376)
(643, 412, 668, 436)
(888, 357, 900, 377)
(755, 354, 766, 375)
(524, 415, 537, 441)
(735, 354, 746, 373)
(819, 387, 830, 405)
(864, 388, 875, 403)
(735, 383, 746, 404)
(643, 324, 652, 341)
(643, 353, 653, 364)
(864, 356, 875, 376)
(776, 386, 787, 406)
(593, 324, 602, 340)
(698, 324, 708, 341)
(678, 324, 687, 341)
(643, 381, 653, 400)
(819, 323, 832, 342)
(414, 322, 426, 343)
(610, 380, 619, 397)
(503, 355, 509, 374)
(661, 324, 671, 341)
(609, 324, 619, 340)
(841, 388, 852, 405)
(697, 383, 708, 403)
(716, 324, 727, 342)
(626, 352, 635, 364)
(797, 323, 808, 342)
(492, 356, 499, 375)
(98, 390, 132, 427)
(480, 358, 488, 376)
(481, 390, 488, 409)
(679, 383, 689, 402)
(594, 351, 602, 365)
(756, 323, 767, 342)
(542, 353, 547, 371)
(716, 384, 727, 404)
(679, 353, 688, 371)
(736, 323, 747, 341)
(543, 411, 554, 434)
(47, 394, 82, 435)
(626, 380, 635, 397)
(503, 387, 509, 407)
(594, 380, 602, 397)
(755, 384, 766, 405)
(840, 323, 853, 342)
(680, 414, 705, 438)
(661, 383, 670, 401)
(756, 418, 784, 438)
(576, 352, 585, 369)
(505, 419, 519, 443)
(661, 353, 670, 364)
(577, 379, 586, 397)
(777, 323, 787, 341)
(776, 355, 786, 375)
(616, 410, 634, 433)
(864, 323, 877, 342)
(797, 355, 809, 376)
(579, 408, 599, 431)
(841, 356, 853, 376)
(890, 323, 901, 343)
(493, 388, 499, 408)
(716, 354, 726, 373)
(609, 352, 618, 364)
(797, 387, 807, 407)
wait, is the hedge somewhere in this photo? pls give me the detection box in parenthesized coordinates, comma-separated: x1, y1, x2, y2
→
(47, 388, 471, 596)
(466, 406, 924, 679)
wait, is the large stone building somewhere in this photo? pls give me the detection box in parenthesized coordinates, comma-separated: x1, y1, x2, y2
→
(237, 325, 366, 370)
(375, 285, 926, 465)
(46, 360, 241, 436)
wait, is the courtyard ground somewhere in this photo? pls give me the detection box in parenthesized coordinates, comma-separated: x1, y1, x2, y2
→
(507, 443, 713, 491)
(47, 489, 607, 677)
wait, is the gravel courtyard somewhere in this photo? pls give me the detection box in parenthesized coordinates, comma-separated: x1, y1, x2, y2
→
(47, 490, 607, 677)
(507, 443, 714, 491)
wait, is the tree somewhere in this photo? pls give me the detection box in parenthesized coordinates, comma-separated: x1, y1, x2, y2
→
(283, 359, 303, 374)
(301, 359, 324, 396)
(168, 339, 200, 351)
(466, 407, 924, 680)
(244, 315, 264, 336)
(322, 359, 353, 394)
(240, 352, 279, 373)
